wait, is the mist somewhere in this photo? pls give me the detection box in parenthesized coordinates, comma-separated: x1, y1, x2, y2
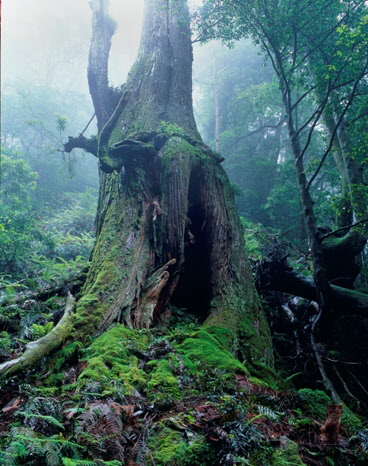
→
(2, 0, 145, 93)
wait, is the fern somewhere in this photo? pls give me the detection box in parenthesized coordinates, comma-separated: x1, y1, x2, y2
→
(13, 435, 83, 449)
(62, 459, 122, 466)
(62, 458, 97, 466)
(45, 440, 62, 466)
(1, 441, 28, 466)
(75, 402, 126, 461)
(257, 405, 278, 420)
(18, 411, 65, 430)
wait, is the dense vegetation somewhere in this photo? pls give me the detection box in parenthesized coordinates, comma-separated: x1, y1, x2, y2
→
(1, 0, 367, 464)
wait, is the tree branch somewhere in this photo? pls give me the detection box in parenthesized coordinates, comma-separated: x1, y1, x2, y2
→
(306, 59, 368, 190)
(80, 113, 96, 136)
(61, 134, 98, 157)
(321, 218, 368, 240)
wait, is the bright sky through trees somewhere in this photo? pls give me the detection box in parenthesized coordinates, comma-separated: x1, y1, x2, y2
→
(2, 0, 203, 91)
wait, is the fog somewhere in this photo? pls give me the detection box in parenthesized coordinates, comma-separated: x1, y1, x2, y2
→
(2, 0, 145, 92)
(2, 0, 203, 93)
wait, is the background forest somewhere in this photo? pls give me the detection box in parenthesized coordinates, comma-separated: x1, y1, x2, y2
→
(1, 0, 368, 464)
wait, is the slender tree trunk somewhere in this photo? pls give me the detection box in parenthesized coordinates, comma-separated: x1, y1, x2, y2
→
(213, 55, 222, 153)
(321, 107, 353, 227)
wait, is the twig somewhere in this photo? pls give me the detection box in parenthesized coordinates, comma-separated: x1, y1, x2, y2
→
(333, 366, 359, 403)
(80, 113, 96, 136)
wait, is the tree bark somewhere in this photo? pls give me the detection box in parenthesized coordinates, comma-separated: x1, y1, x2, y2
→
(88, 0, 119, 131)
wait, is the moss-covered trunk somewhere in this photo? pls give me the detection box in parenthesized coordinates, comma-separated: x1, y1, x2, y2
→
(75, 0, 272, 364)
(0, 0, 273, 379)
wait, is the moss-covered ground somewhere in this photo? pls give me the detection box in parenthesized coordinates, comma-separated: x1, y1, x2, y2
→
(1, 318, 367, 465)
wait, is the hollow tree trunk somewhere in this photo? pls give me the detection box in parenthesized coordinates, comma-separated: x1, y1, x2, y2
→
(0, 0, 273, 378)
(74, 0, 273, 364)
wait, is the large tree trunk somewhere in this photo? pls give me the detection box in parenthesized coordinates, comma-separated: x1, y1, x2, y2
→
(76, 0, 272, 364)
(0, 0, 273, 377)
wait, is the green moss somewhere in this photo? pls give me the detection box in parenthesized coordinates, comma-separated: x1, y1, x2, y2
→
(272, 437, 305, 465)
(148, 425, 213, 465)
(147, 357, 181, 401)
(54, 341, 83, 371)
(297, 389, 362, 432)
(341, 409, 362, 432)
(177, 328, 248, 375)
(43, 372, 64, 387)
(77, 325, 150, 394)
(298, 388, 331, 420)
(249, 362, 278, 390)
(205, 285, 274, 368)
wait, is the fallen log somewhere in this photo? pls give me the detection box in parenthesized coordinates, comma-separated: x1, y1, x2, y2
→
(0, 292, 75, 376)
(257, 258, 368, 316)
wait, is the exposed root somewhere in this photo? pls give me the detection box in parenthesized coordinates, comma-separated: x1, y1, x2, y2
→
(0, 292, 75, 377)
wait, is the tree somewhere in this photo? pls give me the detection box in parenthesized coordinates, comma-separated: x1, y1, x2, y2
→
(0, 0, 272, 377)
(196, 0, 368, 400)
(194, 41, 286, 227)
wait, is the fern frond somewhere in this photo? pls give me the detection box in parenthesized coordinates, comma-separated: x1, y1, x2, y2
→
(14, 434, 83, 448)
(18, 411, 65, 430)
(45, 440, 62, 466)
(75, 402, 126, 461)
(2, 441, 28, 466)
(62, 459, 97, 466)
(257, 405, 278, 420)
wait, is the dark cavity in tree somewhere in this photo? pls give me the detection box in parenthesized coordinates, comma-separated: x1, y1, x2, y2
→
(171, 167, 212, 321)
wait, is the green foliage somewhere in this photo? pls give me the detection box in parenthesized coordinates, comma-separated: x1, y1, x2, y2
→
(0, 185, 97, 290)
(30, 321, 54, 340)
(62, 460, 121, 466)
(0, 150, 39, 272)
(0, 427, 83, 466)
(18, 412, 65, 431)
(148, 424, 213, 465)
(0, 331, 12, 358)
(56, 114, 67, 132)
(241, 217, 280, 260)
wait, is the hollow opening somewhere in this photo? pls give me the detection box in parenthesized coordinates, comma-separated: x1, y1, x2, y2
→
(171, 168, 212, 321)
